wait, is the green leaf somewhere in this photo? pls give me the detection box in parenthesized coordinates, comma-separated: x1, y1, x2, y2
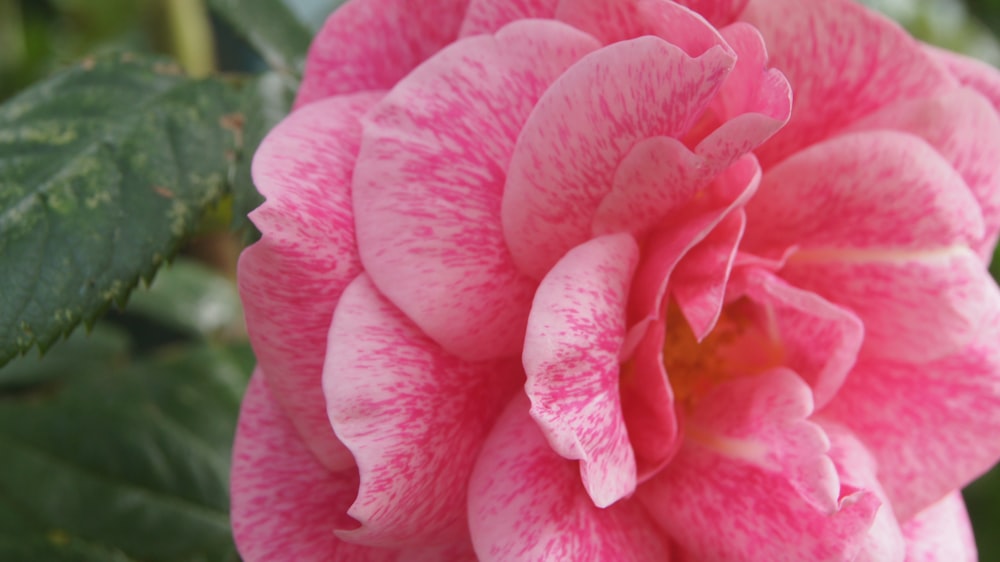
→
(0, 51, 242, 367)
(0, 536, 135, 562)
(208, 0, 345, 78)
(230, 71, 296, 240)
(0, 344, 249, 562)
(0, 323, 129, 389)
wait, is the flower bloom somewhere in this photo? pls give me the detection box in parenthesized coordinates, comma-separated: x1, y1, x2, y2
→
(231, 0, 1000, 559)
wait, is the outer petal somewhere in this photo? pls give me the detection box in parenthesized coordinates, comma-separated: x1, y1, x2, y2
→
(902, 492, 977, 562)
(459, 0, 558, 36)
(296, 0, 468, 107)
(743, 131, 984, 259)
(674, 0, 748, 26)
(820, 278, 1000, 520)
(781, 248, 997, 364)
(502, 36, 736, 278)
(240, 92, 381, 470)
(231, 372, 397, 562)
(325, 274, 521, 546)
(928, 44, 1000, 111)
(524, 233, 640, 508)
(467, 394, 672, 562)
(846, 88, 1000, 260)
(641, 425, 880, 561)
(354, 20, 600, 361)
(740, 0, 954, 166)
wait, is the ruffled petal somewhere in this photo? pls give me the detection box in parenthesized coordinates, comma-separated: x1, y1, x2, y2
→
(902, 492, 977, 562)
(740, 0, 954, 166)
(846, 88, 1000, 260)
(502, 36, 736, 278)
(240, 92, 381, 470)
(820, 280, 1000, 520)
(325, 274, 521, 546)
(354, 20, 600, 361)
(743, 131, 983, 259)
(674, 0, 749, 27)
(459, 0, 558, 36)
(231, 372, 398, 562)
(296, 0, 469, 106)
(524, 233, 640, 507)
(468, 394, 672, 562)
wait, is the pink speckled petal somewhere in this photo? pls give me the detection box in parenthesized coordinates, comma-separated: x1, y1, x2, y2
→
(459, 0, 558, 36)
(734, 268, 863, 409)
(354, 20, 600, 361)
(744, 131, 983, 259)
(240, 92, 381, 471)
(846, 88, 1000, 260)
(502, 36, 736, 278)
(740, 0, 954, 166)
(231, 372, 398, 562)
(928, 44, 1000, 111)
(782, 248, 997, 364)
(468, 394, 672, 561)
(556, 0, 728, 54)
(674, 0, 748, 26)
(641, 419, 880, 560)
(902, 492, 977, 562)
(397, 541, 478, 562)
(524, 233, 640, 508)
(325, 274, 520, 546)
(295, 0, 468, 107)
(819, 280, 1000, 521)
(683, 369, 839, 513)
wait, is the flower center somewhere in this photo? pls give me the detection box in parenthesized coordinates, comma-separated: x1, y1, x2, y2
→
(663, 299, 785, 408)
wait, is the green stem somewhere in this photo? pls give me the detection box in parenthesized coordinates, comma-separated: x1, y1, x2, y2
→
(164, 0, 215, 77)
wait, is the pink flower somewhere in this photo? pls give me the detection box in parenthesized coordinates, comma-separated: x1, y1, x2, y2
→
(231, 0, 1000, 559)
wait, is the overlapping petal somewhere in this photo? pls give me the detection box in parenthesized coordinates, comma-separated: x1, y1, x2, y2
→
(240, 92, 381, 470)
(325, 274, 521, 546)
(460, 0, 558, 36)
(902, 493, 978, 562)
(524, 233, 640, 507)
(353, 20, 600, 361)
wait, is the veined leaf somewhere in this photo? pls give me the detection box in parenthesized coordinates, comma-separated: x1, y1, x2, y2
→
(0, 52, 242, 367)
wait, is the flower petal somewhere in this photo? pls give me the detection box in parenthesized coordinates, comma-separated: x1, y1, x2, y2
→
(740, 0, 954, 166)
(819, 284, 1000, 520)
(846, 88, 1000, 260)
(231, 371, 397, 562)
(902, 492, 977, 562)
(468, 394, 672, 562)
(744, 131, 983, 259)
(524, 233, 640, 508)
(240, 92, 381, 470)
(325, 274, 521, 546)
(674, 0, 748, 26)
(296, 0, 468, 107)
(502, 36, 736, 278)
(354, 20, 600, 361)
(459, 0, 558, 36)
(781, 248, 997, 364)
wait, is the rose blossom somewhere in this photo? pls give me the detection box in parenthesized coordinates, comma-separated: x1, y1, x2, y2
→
(231, 0, 1000, 559)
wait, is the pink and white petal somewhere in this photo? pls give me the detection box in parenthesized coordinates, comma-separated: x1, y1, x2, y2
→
(641, 433, 881, 561)
(683, 369, 840, 513)
(819, 283, 1000, 520)
(524, 233, 640, 507)
(295, 0, 468, 107)
(460, 0, 558, 36)
(743, 131, 984, 259)
(556, 0, 729, 56)
(354, 21, 600, 361)
(735, 268, 863, 409)
(502, 37, 736, 278)
(782, 247, 996, 363)
(232, 371, 398, 562)
(468, 394, 672, 562)
(675, 0, 748, 27)
(240, 92, 381, 471)
(671, 211, 745, 339)
(902, 492, 977, 562)
(398, 540, 478, 562)
(740, 0, 954, 166)
(846, 88, 1000, 260)
(928, 45, 1000, 112)
(818, 422, 905, 562)
(325, 274, 521, 546)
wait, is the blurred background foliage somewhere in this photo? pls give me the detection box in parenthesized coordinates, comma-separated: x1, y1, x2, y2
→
(0, 0, 999, 559)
